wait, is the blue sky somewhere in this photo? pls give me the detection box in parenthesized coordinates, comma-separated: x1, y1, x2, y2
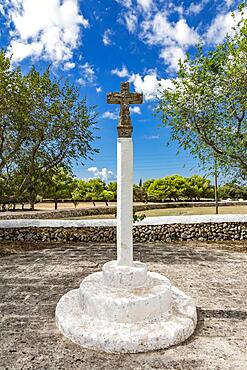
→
(0, 0, 244, 183)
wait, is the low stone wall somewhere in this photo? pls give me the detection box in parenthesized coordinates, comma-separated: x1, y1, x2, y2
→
(0, 206, 116, 220)
(0, 216, 246, 242)
(0, 201, 246, 220)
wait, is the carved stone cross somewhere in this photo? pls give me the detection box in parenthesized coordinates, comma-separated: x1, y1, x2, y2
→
(107, 82, 143, 137)
(106, 82, 143, 266)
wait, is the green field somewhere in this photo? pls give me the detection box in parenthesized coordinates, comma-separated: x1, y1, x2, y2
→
(67, 205, 246, 219)
(136, 205, 247, 217)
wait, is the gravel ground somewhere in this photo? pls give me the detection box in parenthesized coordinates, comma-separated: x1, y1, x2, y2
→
(0, 241, 247, 370)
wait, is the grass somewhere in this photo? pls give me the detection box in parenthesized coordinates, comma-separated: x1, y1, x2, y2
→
(66, 205, 246, 219)
(135, 205, 247, 217)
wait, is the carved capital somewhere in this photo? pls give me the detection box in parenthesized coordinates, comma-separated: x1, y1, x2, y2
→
(117, 125, 133, 138)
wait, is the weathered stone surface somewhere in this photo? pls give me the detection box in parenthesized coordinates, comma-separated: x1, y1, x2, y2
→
(0, 215, 245, 243)
(0, 241, 247, 369)
(107, 81, 143, 137)
(102, 260, 148, 288)
(56, 277, 196, 353)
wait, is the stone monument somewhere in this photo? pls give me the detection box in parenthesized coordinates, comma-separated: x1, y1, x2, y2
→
(55, 82, 197, 353)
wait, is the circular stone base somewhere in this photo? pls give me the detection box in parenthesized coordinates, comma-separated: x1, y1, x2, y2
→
(56, 272, 197, 353)
(79, 271, 172, 323)
(102, 260, 148, 288)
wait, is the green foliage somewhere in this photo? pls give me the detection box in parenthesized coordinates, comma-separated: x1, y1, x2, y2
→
(0, 169, 245, 210)
(218, 182, 247, 200)
(133, 212, 146, 223)
(157, 5, 247, 176)
(184, 175, 214, 200)
(143, 179, 155, 193)
(133, 184, 146, 202)
(85, 178, 105, 206)
(107, 182, 117, 198)
(0, 50, 98, 203)
(146, 174, 214, 201)
(148, 179, 169, 201)
(45, 167, 74, 209)
(99, 190, 115, 206)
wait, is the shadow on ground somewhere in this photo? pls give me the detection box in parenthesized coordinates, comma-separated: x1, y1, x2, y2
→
(0, 241, 247, 369)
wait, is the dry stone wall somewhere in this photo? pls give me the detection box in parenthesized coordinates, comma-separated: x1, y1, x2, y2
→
(0, 222, 246, 243)
(0, 201, 246, 220)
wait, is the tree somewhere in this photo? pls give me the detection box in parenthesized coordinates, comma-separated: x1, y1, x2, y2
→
(85, 178, 105, 206)
(45, 167, 74, 209)
(0, 166, 50, 211)
(0, 51, 98, 201)
(158, 5, 247, 176)
(143, 179, 155, 201)
(218, 182, 247, 200)
(133, 184, 146, 202)
(0, 51, 30, 173)
(107, 182, 117, 199)
(71, 179, 88, 208)
(147, 179, 168, 201)
(99, 190, 115, 206)
(23, 175, 45, 211)
(162, 175, 187, 201)
(184, 175, 214, 200)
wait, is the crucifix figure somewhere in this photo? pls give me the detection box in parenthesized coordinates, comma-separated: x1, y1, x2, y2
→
(107, 82, 143, 266)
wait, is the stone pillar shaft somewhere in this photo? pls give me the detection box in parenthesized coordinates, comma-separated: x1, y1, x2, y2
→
(117, 137, 133, 266)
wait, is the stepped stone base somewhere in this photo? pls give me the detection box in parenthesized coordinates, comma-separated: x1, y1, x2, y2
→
(56, 270, 197, 353)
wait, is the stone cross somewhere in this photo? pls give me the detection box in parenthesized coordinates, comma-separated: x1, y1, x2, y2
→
(107, 82, 143, 266)
(107, 82, 143, 138)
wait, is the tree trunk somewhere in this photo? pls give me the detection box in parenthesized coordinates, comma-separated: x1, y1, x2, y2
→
(55, 200, 58, 210)
(30, 201, 35, 211)
(105, 201, 109, 206)
(214, 157, 219, 215)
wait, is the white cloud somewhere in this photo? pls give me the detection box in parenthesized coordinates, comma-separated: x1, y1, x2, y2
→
(6, 0, 88, 64)
(102, 111, 118, 120)
(129, 72, 174, 101)
(170, 4, 184, 16)
(96, 87, 102, 93)
(77, 62, 95, 86)
(160, 46, 187, 72)
(0, 4, 5, 15)
(141, 12, 199, 71)
(130, 106, 141, 114)
(9, 40, 43, 62)
(206, 10, 245, 44)
(111, 65, 130, 78)
(103, 29, 113, 46)
(137, 0, 153, 12)
(115, 0, 132, 8)
(125, 11, 138, 33)
(77, 78, 84, 85)
(142, 14, 199, 46)
(88, 167, 115, 182)
(143, 134, 160, 140)
(225, 0, 234, 7)
(64, 61, 75, 70)
(187, 1, 205, 15)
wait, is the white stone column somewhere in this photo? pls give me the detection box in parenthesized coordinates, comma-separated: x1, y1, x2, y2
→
(117, 137, 133, 266)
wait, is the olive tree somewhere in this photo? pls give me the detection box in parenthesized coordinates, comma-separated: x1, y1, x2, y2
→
(158, 5, 247, 176)
(0, 51, 98, 204)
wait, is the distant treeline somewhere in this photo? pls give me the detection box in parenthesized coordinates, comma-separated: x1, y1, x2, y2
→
(0, 168, 246, 211)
